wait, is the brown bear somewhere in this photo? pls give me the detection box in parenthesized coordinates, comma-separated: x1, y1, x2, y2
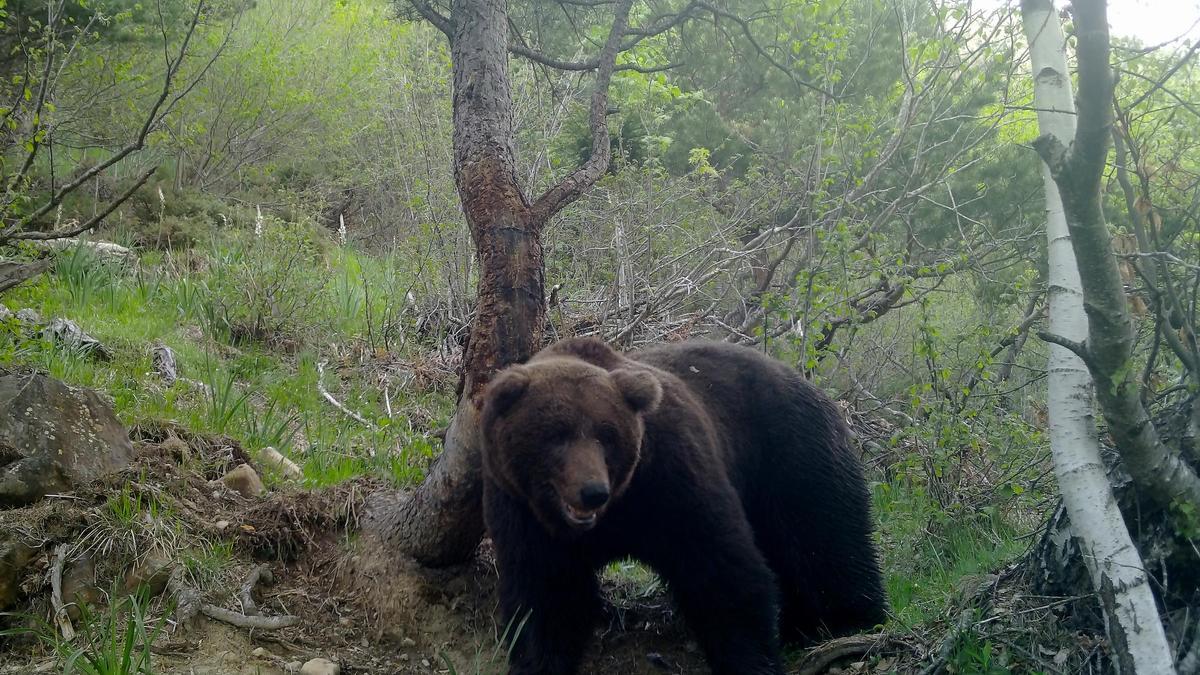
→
(480, 337, 887, 675)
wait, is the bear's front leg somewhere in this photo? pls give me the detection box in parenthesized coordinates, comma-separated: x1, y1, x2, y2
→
(484, 481, 600, 675)
(642, 488, 786, 675)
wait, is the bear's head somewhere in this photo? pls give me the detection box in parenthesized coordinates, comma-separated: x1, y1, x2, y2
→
(480, 349, 662, 535)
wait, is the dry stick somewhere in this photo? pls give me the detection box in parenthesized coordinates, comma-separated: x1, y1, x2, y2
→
(316, 360, 376, 429)
(794, 633, 902, 675)
(238, 565, 272, 616)
(50, 544, 75, 641)
(199, 604, 299, 630)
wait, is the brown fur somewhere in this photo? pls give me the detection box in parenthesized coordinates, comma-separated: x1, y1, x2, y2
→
(480, 337, 888, 675)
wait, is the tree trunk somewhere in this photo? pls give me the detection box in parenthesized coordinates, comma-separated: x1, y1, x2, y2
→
(365, 0, 633, 567)
(1030, 0, 1200, 513)
(1021, 2, 1176, 672)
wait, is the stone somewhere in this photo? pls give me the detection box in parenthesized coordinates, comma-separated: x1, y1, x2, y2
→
(0, 373, 134, 506)
(122, 552, 173, 597)
(283, 662, 302, 674)
(14, 308, 40, 325)
(43, 318, 111, 360)
(33, 239, 136, 266)
(0, 537, 35, 609)
(299, 658, 339, 675)
(219, 464, 265, 498)
(0, 305, 12, 321)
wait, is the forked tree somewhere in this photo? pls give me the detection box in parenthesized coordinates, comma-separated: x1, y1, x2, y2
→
(367, 0, 720, 565)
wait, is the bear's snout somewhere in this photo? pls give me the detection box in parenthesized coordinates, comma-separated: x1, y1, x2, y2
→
(579, 482, 610, 509)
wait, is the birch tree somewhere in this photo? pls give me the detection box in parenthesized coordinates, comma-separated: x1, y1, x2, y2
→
(1021, 1, 1175, 672)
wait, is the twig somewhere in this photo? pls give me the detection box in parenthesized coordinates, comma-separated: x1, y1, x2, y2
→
(199, 604, 299, 630)
(50, 544, 75, 641)
(238, 565, 272, 616)
(316, 360, 376, 429)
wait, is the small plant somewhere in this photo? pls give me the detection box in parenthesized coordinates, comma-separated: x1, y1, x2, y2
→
(56, 242, 118, 308)
(201, 362, 252, 436)
(2, 587, 168, 675)
(438, 612, 530, 675)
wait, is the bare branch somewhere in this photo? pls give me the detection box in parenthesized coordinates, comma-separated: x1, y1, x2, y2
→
(6, 168, 156, 242)
(529, 0, 634, 223)
(407, 0, 452, 37)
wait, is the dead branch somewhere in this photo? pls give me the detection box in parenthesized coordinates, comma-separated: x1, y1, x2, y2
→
(794, 633, 906, 675)
(238, 565, 272, 616)
(316, 360, 376, 429)
(50, 544, 75, 641)
(199, 604, 299, 630)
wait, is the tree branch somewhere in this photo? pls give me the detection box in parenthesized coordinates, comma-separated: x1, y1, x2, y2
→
(5, 168, 156, 243)
(529, 0, 634, 223)
(407, 0, 452, 37)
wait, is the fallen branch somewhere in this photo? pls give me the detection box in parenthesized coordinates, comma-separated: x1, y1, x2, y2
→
(316, 360, 376, 429)
(238, 565, 272, 616)
(50, 544, 75, 641)
(0, 259, 52, 294)
(794, 633, 905, 675)
(199, 604, 298, 630)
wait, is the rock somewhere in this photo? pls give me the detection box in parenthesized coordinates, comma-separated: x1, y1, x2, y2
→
(0, 373, 134, 506)
(151, 344, 177, 385)
(122, 552, 173, 597)
(14, 308, 40, 325)
(259, 447, 303, 480)
(219, 464, 264, 498)
(299, 658, 339, 675)
(43, 318, 112, 360)
(34, 239, 137, 266)
(0, 537, 35, 609)
(61, 554, 102, 620)
(283, 662, 302, 674)
(0, 306, 12, 322)
(214, 520, 230, 531)
(251, 647, 272, 658)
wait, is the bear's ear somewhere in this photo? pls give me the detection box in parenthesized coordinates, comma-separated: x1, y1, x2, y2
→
(483, 366, 531, 417)
(610, 368, 662, 414)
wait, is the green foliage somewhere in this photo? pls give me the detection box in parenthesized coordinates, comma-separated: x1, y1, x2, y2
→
(2, 587, 168, 675)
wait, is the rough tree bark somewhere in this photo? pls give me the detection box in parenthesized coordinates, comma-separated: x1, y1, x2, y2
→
(1022, 1, 1176, 672)
(366, 0, 633, 566)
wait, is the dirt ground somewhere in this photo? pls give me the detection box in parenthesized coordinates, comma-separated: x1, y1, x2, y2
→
(0, 427, 767, 675)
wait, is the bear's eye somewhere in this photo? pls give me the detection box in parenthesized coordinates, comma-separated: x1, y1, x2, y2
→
(595, 424, 621, 448)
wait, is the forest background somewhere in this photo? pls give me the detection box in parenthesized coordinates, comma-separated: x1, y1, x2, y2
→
(0, 0, 1198, 672)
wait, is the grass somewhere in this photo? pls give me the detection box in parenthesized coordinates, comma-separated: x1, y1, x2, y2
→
(1, 588, 169, 675)
(0, 219, 454, 491)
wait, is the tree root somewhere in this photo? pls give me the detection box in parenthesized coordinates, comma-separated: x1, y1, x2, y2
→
(793, 633, 907, 675)
(199, 604, 298, 630)
(238, 564, 272, 616)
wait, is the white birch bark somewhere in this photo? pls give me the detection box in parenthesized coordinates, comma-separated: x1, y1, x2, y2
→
(1021, 2, 1176, 673)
